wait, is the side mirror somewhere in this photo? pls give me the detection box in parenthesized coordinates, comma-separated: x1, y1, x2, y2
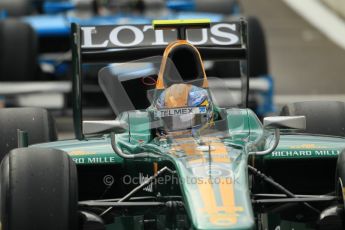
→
(251, 116, 306, 156)
(263, 116, 306, 130)
(83, 120, 128, 135)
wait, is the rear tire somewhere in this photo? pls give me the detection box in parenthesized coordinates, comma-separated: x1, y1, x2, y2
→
(247, 16, 268, 77)
(280, 101, 345, 137)
(211, 16, 268, 78)
(0, 108, 57, 156)
(0, 147, 78, 230)
(0, 19, 38, 81)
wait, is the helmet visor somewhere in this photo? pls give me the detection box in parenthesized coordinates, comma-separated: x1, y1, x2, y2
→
(155, 107, 208, 132)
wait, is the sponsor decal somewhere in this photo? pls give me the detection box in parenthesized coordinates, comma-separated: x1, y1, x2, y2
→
(289, 143, 328, 149)
(271, 150, 341, 158)
(80, 23, 241, 49)
(269, 143, 343, 158)
(72, 156, 117, 164)
(68, 150, 96, 156)
(154, 107, 206, 118)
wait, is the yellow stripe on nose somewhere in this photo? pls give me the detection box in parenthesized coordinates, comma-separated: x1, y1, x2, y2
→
(197, 179, 218, 212)
(173, 137, 242, 226)
(197, 178, 243, 226)
(197, 178, 241, 226)
(220, 178, 235, 208)
(210, 142, 231, 163)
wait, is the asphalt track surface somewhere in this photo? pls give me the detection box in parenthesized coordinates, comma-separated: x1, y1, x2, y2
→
(241, 0, 345, 101)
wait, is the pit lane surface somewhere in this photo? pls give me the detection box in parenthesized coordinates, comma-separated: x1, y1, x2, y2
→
(241, 0, 345, 103)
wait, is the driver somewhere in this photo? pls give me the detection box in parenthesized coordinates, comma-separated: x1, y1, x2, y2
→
(152, 40, 214, 136)
(155, 83, 213, 135)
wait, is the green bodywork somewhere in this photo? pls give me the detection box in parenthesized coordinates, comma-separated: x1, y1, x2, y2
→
(61, 19, 344, 229)
(33, 108, 345, 230)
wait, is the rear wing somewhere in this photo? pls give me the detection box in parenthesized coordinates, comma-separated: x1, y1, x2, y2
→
(71, 19, 250, 139)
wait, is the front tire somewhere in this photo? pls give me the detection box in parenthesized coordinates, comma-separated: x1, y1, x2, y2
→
(318, 150, 345, 229)
(0, 147, 78, 230)
(336, 150, 345, 207)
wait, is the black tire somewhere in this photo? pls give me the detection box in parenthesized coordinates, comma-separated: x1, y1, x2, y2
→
(0, 108, 57, 156)
(247, 16, 268, 77)
(280, 101, 345, 137)
(332, 150, 345, 229)
(0, 147, 78, 230)
(211, 16, 268, 78)
(0, 19, 38, 81)
(318, 205, 344, 230)
(336, 150, 345, 207)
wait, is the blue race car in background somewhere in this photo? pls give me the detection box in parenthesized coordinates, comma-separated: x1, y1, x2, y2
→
(0, 0, 274, 117)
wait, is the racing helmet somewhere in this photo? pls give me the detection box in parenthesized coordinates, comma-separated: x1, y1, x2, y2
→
(155, 83, 212, 132)
(154, 40, 213, 133)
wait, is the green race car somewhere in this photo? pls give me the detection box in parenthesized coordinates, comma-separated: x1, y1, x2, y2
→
(0, 19, 344, 230)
